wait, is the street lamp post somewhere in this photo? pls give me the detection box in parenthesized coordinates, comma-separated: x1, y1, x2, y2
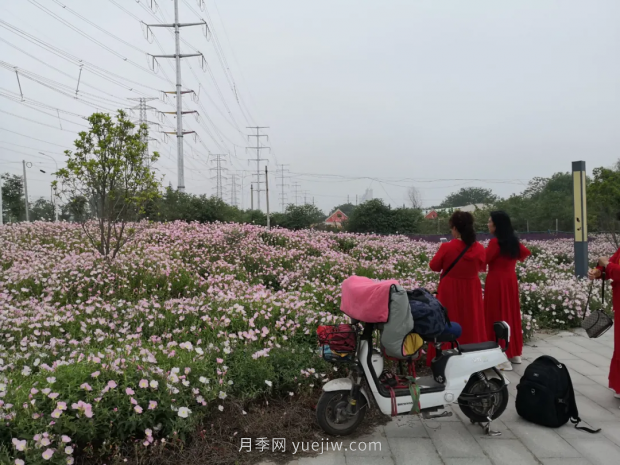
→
(38, 152, 59, 222)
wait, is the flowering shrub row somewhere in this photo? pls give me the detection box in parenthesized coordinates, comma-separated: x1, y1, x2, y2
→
(0, 222, 613, 464)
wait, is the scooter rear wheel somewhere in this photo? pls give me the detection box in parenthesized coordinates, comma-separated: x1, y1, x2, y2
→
(316, 390, 368, 436)
(459, 377, 508, 423)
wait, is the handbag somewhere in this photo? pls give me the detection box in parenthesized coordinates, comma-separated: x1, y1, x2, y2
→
(581, 272, 613, 339)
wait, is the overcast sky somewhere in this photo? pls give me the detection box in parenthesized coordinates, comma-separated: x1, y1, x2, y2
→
(1, 0, 619, 213)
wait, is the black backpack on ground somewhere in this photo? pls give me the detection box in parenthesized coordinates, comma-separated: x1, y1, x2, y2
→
(515, 355, 600, 433)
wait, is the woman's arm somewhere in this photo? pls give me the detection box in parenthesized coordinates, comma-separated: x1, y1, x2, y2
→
(485, 239, 500, 267)
(429, 243, 447, 273)
(518, 243, 532, 262)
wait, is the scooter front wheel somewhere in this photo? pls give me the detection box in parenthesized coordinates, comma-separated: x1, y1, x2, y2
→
(316, 390, 368, 436)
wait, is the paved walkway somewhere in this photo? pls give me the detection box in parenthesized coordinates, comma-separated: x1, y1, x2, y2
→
(260, 328, 620, 465)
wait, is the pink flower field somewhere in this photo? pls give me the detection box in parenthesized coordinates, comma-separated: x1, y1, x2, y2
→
(0, 221, 614, 464)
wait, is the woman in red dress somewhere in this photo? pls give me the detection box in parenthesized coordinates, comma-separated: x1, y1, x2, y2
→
(589, 241, 620, 400)
(484, 211, 531, 371)
(427, 211, 486, 365)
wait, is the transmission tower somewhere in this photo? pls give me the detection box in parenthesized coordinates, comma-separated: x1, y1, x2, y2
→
(292, 182, 302, 206)
(145, 0, 206, 192)
(277, 164, 290, 212)
(128, 97, 160, 167)
(210, 154, 228, 199)
(229, 173, 240, 207)
(246, 127, 269, 210)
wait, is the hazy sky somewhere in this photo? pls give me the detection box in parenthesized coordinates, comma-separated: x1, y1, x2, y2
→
(1, 0, 619, 213)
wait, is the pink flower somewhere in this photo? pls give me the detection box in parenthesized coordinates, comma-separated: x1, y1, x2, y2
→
(216, 358, 224, 364)
(134, 405, 143, 414)
(42, 448, 54, 460)
(91, 371, 100, 378)
(126, 387, 135, 395)
(51, 409, 63, 418)
(107, 380, 117, 389)
(139, 379, 148, 388)
(61, 435, 71, 443)
(57, 402, 67, 411)
(48, 393, 59, 400)
(80, 383, 92, 391)
(148, 400, 157, 410)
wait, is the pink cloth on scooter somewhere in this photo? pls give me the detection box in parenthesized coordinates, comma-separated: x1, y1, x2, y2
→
(340, 276, 399, 323)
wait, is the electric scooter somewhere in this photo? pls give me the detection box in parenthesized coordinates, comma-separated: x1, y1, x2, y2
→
(316, 319, 511, 436)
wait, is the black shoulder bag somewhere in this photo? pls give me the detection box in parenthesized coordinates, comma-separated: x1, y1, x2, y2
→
(581, 272, 613, 339)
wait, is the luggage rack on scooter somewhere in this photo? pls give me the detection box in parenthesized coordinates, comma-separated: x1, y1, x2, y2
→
(317, 323, 360, 364)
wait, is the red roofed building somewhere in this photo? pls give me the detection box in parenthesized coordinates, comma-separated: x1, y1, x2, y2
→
(425, 210, 438, 220)
(325, 209, 348, 228)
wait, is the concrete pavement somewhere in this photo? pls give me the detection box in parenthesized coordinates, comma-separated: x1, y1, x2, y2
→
(259, 328, 620, 465)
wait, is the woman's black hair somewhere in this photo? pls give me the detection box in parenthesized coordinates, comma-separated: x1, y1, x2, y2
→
(449, 211, 476, 246)
(490, 210, 520, 258)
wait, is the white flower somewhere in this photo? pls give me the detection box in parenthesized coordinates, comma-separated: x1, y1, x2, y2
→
(150, 380, 158, 389)
(65, 446, 74, 454)
(218, 405, 224, 412)
(265, 380, 273, 387)
(219, 391, 227, 400)
(21, 366, 32, 376)
(199, 376, 208, 384)
(178, 407, 191, 418)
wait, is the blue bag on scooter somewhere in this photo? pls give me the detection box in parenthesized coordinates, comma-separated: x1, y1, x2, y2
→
(407, 288, 450, 338)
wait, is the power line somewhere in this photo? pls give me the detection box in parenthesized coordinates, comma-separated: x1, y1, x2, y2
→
(0, 127, 70, 148)
(209, 153, 227, 199)
(277, 164, 290, 212)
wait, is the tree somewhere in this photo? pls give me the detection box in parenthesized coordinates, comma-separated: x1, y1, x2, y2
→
(407, 186, 423, 209)
(438, 187, 498, 208)
(0, 173, 25, 223)
(30, 198, 55, 222)
(54, 111, 161, 258)
(279, 204, 325, 230)
(345, 199, 422, 234)
(588, 165, 620, 247)
(329, 203, 356, 217)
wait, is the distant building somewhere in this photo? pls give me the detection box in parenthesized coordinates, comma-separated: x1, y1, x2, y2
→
(423, 204, 488, 217)
(360, 188, 373, 203)
(325, 209, 348, 228)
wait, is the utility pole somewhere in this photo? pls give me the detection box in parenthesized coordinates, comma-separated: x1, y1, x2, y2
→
(229, 173, 239, 207)
(22, 160, 29, 222)
(292, 182, 302, 206)
(250, 184, 255, 210)
(277, 164, 290, 212)
(209, 154, 228, 199)
(146, 1, 205, 192)
(128, 97, 159, 168)
(246, 127, 269, 210)
(265, 165, 270, 229)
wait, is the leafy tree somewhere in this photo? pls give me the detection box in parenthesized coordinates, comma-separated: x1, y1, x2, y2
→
(392, 206, 424, 233)
(346, 199, 422, 234)
(588, 165, 620, 247)
(438, 187, 498, 208)
(329, 203, 356, 217)
(279, 204, 325, 230)
(0, 173, 25, 223)
(29, 199, 55, 222)
(54, 111, 161, 258)
(60, 195, 90, 222)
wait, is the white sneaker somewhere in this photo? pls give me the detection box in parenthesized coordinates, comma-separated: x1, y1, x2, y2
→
(510, 356, 522, 364)
(498, 361, 513, 371)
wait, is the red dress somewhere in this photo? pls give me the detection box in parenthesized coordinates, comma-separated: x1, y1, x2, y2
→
(597, 248, 620, 394)
(427, 239, 486, 365)
(484, 238, 531, 359)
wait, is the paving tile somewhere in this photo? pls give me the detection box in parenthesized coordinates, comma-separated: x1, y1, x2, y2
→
(442, 459, 492, 465)
(540, 459, 592, 465)
(296, 453, 347, 465)
(574, 384, 620, 413)
(589, 375, 611, 388)
(383, 416, 429, 438)
(569, 438, 620, 465)
(575, 352, 613, 368)
(342, 456, 394, 465)
(426, 422, 485, 458)
(566, 368, 599, 386)
(571, 395, 619, 422)
(599, 422, 620, 448)
(550, 339, 595, 354)
(506, 421, 582, 458)
(388, 437, 443, 465)
(567, 360, 609, 377)
(478, 438, 539, 465)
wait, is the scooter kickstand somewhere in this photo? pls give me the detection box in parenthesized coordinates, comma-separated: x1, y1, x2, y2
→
(481, 416, 501, 437)
(422, 410, 453, 420)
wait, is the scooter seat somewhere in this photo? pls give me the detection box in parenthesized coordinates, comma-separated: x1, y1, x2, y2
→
(459, 341, 499, 353)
